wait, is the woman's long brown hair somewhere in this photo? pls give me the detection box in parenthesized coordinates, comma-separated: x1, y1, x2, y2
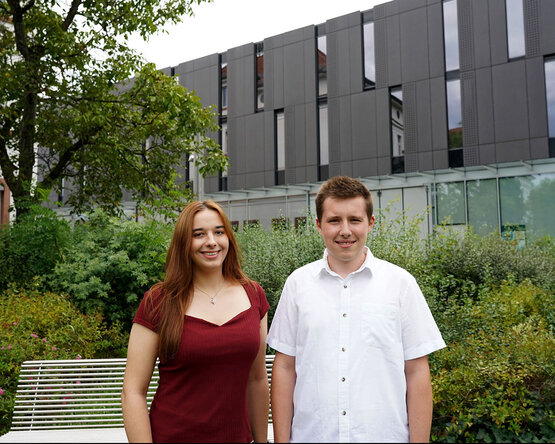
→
(146, 200, 251, 363)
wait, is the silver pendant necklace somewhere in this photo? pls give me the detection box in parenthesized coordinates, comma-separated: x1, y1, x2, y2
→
(195, 282, 227, 305)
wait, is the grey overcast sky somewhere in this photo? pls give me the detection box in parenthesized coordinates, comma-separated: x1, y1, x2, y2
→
(127, 0, 387, 69)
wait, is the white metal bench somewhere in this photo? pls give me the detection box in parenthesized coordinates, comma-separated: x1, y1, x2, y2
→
(0, 355, 275, 442)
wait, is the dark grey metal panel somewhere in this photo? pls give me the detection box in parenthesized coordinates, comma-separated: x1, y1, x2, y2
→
(376, 88, 391, 157)
(326, 11, 362, 33)
(524, 0, 541, 57)
(492, 61, 529, 143)
(228, 173, 245, 190)
(327, 25, 362, 98)
(351, 91, 378, 159)
(405, 153, 418, 172)
(461, 71, 479, 146)
(339, 96, 353, 162)
(303, 36, 317, 104)
(205, 177, 218, 193)
(264, 171, 274, 188)
(539, 0, 555, 54)
(374, 18, 389, 89)
(404, 82, 418, 154)
(284, 106, 296, 171)
(416, 80, 433, 152)
(526, 57, 548, 138)
(328, 97, 342, 163)
(339, 161, 353, 177)
(400, 0, 427, 13)
(479, 144, 496, 165)
(430, 76, 448, 151)
(245, 172, 265, 189)
(245, 113, 265, 174)
(418, 151, 434, 171)
(294, 104, 307, 167)
(464, 145, 480, 167)
(495, 140, 531, 163)
(227, 44, 255, 118)
(263, 47, 275, 110)
(329, 162, 341, 178)
(348, 25, 364, 94)
(472, 0, 492, 68)
(475, 67, 495, 144)
(530, 137, 549, 159)
(304, 102, 319, 166)
(271, 47, 285, 110)
(432, 150, 448, 169)
(377, 156, 391, 176)
(264, 112, 274, 172)
(386, 14, 402, 86)
(294, 167, 306, 184)
(427, 2, 445, 78)
(228, 117, 246, 175)
(400, 6, 430, 83)
(352, 157, 379, 178)
(458, 0, 475, 71)
(489, 0, 508, 66)
(284, 41, 306, 106)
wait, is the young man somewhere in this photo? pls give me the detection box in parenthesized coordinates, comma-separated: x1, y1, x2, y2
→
(267, 176, 446, 443)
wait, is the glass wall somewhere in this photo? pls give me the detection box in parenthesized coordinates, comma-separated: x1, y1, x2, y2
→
(506, 0, 525, 59)
(434, 173, 555, 240)
(318, 103, 329, 181)
(363, 21, 375, 89)
(446, 77, 462, 149)
(545, 57, 555, 140)
(390, 87, 404, 173)
(256, 43, 264, 111)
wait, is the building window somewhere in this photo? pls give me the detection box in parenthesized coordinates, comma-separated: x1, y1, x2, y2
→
(272, 217, 290, 231)
(443, 0, 460, 72)
(390, 87, 404, 173)
(506, 0, 525, 59)
(294, 216, 307, 230)
(219, 120, 228, 191)
(275, 110, 285, 185)
(317, 34, 327, 97)
(220, 56, 228, 117)
(243, 219, 260, 228)
(467, 179, 499, 235)
(318, 102, 329, 181)
(446, 76, 463, 166)
(545, 56, 555, 157)
(256, 42, 264, 112)
(230, 221, 239, 232)
(363, 21, 375, 89)
(436, 181, 466, 225)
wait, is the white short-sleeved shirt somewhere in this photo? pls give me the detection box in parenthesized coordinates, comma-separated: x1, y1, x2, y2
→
(266, 247, 446, 443)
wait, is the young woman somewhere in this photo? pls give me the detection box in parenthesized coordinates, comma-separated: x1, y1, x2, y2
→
(122, 200, 269, 443)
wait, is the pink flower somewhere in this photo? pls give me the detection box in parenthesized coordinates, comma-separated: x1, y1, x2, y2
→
(1, 347, 4, 350)
(0, 388, 4, 395)
(42, 338, 47, 343)
(76, 355, 82, 359)
(51, 346, 57, 351)
(12, 322, 17, 326)
(30, 333, 38, 338)
(8, 345, 12, 349)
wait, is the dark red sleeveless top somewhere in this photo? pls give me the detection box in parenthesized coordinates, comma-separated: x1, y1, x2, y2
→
(133, 281, 269, 443)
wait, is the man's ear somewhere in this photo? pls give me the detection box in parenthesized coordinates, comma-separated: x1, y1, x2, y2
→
(316, 217, 322, 233)
(368, 215, 376, 231)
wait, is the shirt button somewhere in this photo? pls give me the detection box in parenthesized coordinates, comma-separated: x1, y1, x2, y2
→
(343, 284, 348, 288)
(342, 313, 347, 318)
(341, 377, 346, 382)
(342, 410, 347, 415)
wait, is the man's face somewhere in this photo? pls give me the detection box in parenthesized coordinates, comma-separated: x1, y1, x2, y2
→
(316, 196, 375, 276)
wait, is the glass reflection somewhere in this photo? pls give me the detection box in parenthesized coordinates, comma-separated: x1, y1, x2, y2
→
(390, 87, 404, 157)
(467, 179, 498, 235)
(363, 22, 375, 88)
(446, 78, 463, 148)
(221, 61, 228, 116)
(443, 0, 460, 72)
(318, 35, 327, 97)
(437, 182, 466, 225)
(319, 103, 329, 166)
(545, 57, 555, 138)
(506, 0, 525, 59)
(256, 44, 264, 111)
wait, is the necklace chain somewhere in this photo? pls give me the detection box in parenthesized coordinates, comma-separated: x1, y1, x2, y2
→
(195, 282, 227, 305)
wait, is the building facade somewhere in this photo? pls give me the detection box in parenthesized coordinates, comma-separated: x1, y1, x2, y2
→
(64, 0, 555, 240)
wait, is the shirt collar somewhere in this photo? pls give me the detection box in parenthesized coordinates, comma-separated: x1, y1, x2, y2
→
(316, 246, 376, 278)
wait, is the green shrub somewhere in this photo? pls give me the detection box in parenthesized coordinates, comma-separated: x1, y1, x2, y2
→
(0, 284, 129, 435)
(430, 281, 555, 442)
(48, 209, 171, 330)
(0, 206, 71, 291)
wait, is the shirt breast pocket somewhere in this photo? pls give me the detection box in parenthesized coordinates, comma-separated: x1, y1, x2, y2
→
(361, 304, 399, 349)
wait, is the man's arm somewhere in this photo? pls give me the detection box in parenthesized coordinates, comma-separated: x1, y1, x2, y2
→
(405, 355, 433, 443)
(271, 352, 297, 443)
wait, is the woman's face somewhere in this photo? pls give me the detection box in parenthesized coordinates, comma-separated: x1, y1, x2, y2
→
(190, 209, 229, 273)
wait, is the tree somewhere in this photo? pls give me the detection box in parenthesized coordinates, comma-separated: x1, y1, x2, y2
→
(0, 0, 227, 220)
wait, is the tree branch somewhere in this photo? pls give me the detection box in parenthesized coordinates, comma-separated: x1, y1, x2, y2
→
(62, 0, 82, 32)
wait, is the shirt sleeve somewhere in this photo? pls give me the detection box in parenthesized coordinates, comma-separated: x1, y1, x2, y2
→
(266, 274, 298, 357)
(133, 288, 163, 333)
(401, 275, 447, 360)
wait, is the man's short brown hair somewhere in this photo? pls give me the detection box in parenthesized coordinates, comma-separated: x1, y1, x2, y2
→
(315, 176, 374, 221)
